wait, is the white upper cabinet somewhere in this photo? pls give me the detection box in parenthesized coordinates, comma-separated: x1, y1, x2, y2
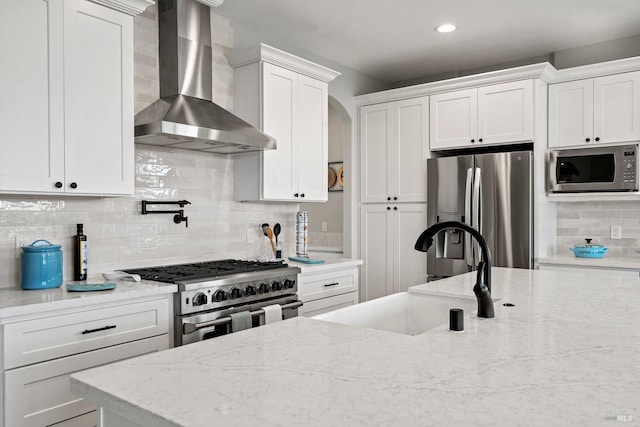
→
(360, 97, 429, 203)
(430, 80, 533, 150)
(549, 71, 640, 148)
(230, 44, 340, 202)
(0, 0, 136, 196)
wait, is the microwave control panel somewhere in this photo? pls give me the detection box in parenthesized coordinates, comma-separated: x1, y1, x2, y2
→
(623, 149, 636, 184)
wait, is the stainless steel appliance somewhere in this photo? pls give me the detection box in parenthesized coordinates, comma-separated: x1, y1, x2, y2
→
(134, 0, 276, 153)
(549, 144, 638, 193)
(124, 260, 301, 346)
(426, 150, 532, 279)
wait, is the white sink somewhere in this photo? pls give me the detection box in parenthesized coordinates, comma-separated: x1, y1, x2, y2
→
(313, 292, 481, 336)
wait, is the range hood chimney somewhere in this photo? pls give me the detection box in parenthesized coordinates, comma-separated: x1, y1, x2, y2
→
(134, 0, 276, 154)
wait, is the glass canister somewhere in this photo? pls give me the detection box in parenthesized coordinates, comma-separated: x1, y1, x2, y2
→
(20, 240, 63, 290)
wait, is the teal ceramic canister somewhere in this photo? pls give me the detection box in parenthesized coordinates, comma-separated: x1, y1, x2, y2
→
(20, 240, 63, 290)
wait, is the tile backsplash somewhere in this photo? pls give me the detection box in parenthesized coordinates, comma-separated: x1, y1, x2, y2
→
(555, 201, 640, 257)
(0, 145, 299, 287)
(0, 6, 297, 288)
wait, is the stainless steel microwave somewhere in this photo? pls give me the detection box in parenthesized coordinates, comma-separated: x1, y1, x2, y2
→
(549, 145, 639, 193)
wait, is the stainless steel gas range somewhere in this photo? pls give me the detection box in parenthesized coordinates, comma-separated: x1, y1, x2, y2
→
(124, 259, 301, 346)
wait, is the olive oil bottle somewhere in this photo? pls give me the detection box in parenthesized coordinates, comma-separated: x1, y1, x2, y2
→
(73, 223, 88, 280)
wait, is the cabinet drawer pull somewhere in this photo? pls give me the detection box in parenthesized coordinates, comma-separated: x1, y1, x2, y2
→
(324, 282, 340, 287)
(82, 325, 116, 334)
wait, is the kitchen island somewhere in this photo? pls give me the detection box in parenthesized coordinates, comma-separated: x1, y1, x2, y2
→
(70, 267, 639, 426)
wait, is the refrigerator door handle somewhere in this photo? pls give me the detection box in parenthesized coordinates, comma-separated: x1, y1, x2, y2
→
(474, 167, 482, 235)
(472, 167, 482, 267)
(464, 167, 473, 267)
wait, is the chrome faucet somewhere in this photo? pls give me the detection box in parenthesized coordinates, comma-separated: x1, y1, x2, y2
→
(414, 221, 495, 318)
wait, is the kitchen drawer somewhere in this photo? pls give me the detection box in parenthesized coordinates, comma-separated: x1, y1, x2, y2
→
(4, 334, 167, 427)
(51, 411, 97, 427)
(297, 268, 358, 302)
(300, 292, 359, 317)
(3, 297, 170, 369)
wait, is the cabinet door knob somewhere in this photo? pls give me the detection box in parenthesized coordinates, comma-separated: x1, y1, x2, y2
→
(387, 197, 391, 201)
(387, 206, 391, 210)
(294, 193, 299, 197)
(393, 196, 398, 201)
(478, 138, 483, 143)
(54, 182, 63, 189)
(586, 138, 591, 142)
(595, 137, 600, 142)
(69, 182, 78, 189)
(471, 139, 475, 143)
(393, 206, 398, 211)
(300, 193, 305, 198)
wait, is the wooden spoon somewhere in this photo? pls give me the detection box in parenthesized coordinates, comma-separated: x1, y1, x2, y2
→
(265, 226, 276, 255)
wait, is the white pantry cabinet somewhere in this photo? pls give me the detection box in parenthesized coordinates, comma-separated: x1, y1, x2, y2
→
(429, 80, 533, 150)
(360, 97, 429, 203)
(360, 203, 427, 301)
(1, 295, 171, 427)
(0, 0, 137, 196)
(231, 44, 340, 202)
(548, 71, 640, 148)
(298, 264, 360, 317)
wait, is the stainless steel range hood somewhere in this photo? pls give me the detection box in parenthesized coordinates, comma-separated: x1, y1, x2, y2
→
(134, 0, 276, 154)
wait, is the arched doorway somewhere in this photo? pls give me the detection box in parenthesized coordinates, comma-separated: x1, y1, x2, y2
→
(299, 96, 352, 257)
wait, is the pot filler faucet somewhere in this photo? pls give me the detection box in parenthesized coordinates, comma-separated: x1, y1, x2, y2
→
(415, 221, 495, 318)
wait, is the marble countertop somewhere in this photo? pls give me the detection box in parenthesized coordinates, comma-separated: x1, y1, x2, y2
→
(288, 257, 363, 274)
(70, 267, 639, 426)
(0, 280, 177, 318)
(538, 254, 640, 270)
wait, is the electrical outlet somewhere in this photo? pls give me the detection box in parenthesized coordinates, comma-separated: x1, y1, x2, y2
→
(322, 222, 328, 232)
(14, 237, 32, 259)
(611, 225, 622, 240)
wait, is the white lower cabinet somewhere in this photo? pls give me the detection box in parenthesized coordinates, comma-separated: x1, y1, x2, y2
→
(1, 296, 172, 427)
(360, 203, 427, 301)
(298, 265, 360, 316)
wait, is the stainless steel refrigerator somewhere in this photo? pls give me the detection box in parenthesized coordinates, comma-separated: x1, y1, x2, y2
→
(426, 150, 532, 279)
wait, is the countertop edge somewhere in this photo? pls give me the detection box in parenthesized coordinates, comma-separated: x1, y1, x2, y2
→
(0, 282, 177, 318)
(536, 255, 640, 270)
(289, 258, 363, 274)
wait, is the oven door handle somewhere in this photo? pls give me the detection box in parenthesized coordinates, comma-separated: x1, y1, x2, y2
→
(182, 300, 304, 335)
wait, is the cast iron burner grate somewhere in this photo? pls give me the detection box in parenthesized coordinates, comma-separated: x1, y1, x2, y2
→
(123, 259, 288, 283)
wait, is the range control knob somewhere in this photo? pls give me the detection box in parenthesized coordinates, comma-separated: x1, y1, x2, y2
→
(258, 282, 270, 294)
(212, 289, 227, 302)
(271, 281, 282, 291)
(244, 285, 257, 296)
(192, 292, 207, 306)
(229, 287, 242, 299)
(283, 279, 295, 289)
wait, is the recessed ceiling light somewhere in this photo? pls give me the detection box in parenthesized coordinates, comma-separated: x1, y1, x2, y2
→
(435, 24, 457, 33)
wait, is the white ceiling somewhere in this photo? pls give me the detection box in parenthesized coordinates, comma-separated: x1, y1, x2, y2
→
(216, 0, 640, 84)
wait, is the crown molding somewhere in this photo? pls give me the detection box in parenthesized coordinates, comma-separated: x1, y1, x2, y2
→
(229, 43, 341, 83)
(551, 56, 640, 83)
(355, 62, 557, 106)
(89, 0, 154, 15)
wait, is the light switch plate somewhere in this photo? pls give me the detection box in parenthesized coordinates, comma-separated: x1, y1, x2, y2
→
(611, 225, 622, 240)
